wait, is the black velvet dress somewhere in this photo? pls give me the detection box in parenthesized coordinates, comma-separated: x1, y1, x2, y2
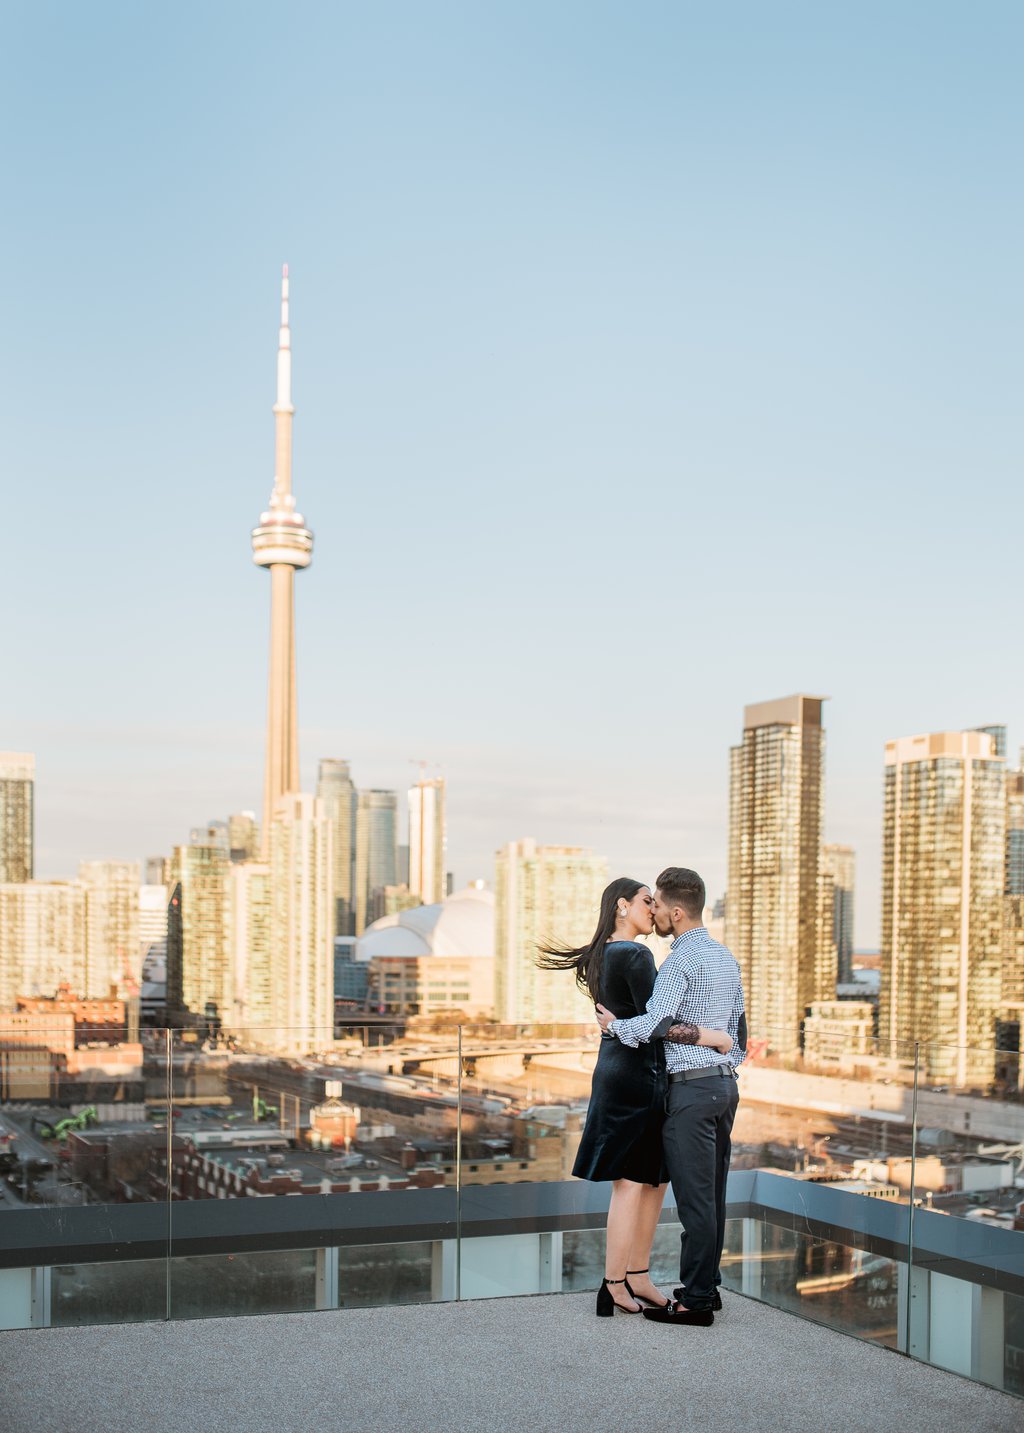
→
(572, 941, 669, 1186)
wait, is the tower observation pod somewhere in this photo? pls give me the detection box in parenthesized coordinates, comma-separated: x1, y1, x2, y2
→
(252, 265, 314, 852)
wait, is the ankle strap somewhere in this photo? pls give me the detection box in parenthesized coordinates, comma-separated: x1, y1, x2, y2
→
(626, 1268, 649, 1276)
(603, 1277, 627, 1286)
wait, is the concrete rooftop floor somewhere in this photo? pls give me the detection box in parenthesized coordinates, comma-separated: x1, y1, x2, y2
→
(2, 1289, 1020, 1433)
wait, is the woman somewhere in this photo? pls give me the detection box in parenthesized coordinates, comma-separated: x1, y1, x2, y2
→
(538, 877, 731, 1316)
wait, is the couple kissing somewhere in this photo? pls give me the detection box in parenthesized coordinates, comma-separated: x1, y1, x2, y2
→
(539, 866, 746, 1325)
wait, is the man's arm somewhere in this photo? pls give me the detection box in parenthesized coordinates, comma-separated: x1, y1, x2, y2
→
(596, 957, 688, 1047)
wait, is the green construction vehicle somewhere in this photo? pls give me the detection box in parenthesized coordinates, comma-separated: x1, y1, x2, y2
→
(32, 1107, 98, 1141)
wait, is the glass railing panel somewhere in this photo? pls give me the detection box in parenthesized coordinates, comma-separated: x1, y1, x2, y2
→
(337, 1240, 438, 1309)
(0, 1024, 170, 1329)
(49, 1258, 167, 1327)
(168, 1249, 318, 1319)
(907, 1039, 1024, 1394)
(719, 1216, 904, 1348)
(164, 1022, 458, 1318)
(711, 1023, 916, 1351)
(723, 1023, 916, 1349)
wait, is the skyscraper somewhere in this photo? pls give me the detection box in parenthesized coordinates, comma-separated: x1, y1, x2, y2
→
(354, 790, 398, 935)
(1000, 767, 1024, 1079)
(167, 838, 232, 1024)
(726, 695, 830, 1056)
(880, 730, 1004, 1087)
(0, 752, 34, 884)
(227, 811, 260, 863)
(230, 860, 272, 1030)
(268, 793, 334, 1041)
(494, 839, 607, 1024)
(1005, 766, 1024, 898)
(0, 868, 141, 1009)
(252, 266, 313, 852)
(0, 881, 87, 1011)
(145, 856, 170, 886)
(317, 759, 357, 937)
(139, 883, 168, 967)
(822, 844, 856, 987)
(408, 776, 446, 905)
(78, 861, 141, 994)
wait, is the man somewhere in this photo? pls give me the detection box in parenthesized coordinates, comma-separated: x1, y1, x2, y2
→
(597, 866, 746, 1327)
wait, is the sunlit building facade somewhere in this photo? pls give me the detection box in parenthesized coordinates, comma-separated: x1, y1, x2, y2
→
(317, 758, 357, 937)
(168, 839, 232, 1025)
(78, 861, 140, 995)
(0, 881, 88, 1012)
(999, 767, 1024, 1079)
(879, 730, 1004, 1087)
(803, 999, 874, 1067)
(139, 882, 168, 965)
(227, 811, 260, 863)
(727, 695, 830, 1056)
(408, 776, 446, 906)
(0, 752, 34, 884)
(230, 860, 272, 1030)
(822, 844, 856, 987)
(495, 840, 607, 1025)
(268, 793, 334, 1042)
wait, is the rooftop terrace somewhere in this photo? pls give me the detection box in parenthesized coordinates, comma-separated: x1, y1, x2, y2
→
(4, 1287, 1020, 1433)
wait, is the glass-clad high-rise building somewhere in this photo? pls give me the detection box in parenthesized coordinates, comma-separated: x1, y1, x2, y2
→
(0, 752, 34, 884)
(880, 729, 1004, 1087)
(1000, 766, 1024, 1071)
(822, 844, 856, 987)
(494, 839, 607, 1025)
(318, 759, 357, 937)
(354, 790, 398, 935)
(727, 695, 832, 1056)
(408, 776, 446, 906)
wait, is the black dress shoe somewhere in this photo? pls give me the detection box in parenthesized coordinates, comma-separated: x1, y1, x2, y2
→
(642, 1301, 714, 1327)
(674, 1286, 722, 1312)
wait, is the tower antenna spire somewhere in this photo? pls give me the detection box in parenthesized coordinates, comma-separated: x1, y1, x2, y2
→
(274, 262, 294, 441)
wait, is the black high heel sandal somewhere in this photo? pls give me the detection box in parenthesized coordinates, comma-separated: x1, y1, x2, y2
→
(596, 1276, 641, 1317)
(624, 1268, 669, 1309)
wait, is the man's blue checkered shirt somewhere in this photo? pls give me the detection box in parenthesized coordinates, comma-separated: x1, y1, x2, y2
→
(608, 925, 747, 1073)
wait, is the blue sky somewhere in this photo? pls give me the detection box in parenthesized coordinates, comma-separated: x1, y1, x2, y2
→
(3, 2, 1022, 945)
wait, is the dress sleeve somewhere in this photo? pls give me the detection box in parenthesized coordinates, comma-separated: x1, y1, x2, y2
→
(622, 944, 657, 1010)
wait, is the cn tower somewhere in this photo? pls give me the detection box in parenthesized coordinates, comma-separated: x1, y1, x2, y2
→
(252, 265, 313, 852)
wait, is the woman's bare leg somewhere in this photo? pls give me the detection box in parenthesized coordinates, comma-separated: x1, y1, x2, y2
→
(604, 1179, 644, 1310)
(626, 1182, 670, 1304)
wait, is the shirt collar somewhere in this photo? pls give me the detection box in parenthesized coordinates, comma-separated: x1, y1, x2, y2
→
(670, 926, 707, 953)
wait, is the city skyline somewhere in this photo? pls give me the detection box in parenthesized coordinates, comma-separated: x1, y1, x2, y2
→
(12, 685, 1024, 955)
(4, 6, 1023, 948)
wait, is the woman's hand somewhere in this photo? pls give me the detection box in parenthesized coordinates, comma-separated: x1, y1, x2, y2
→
(703, 1029, 732, 1055)
(595, 1003, 616, 1033)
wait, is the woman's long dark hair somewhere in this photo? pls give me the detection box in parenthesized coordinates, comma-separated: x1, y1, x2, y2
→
(536, 877, 646, 1006)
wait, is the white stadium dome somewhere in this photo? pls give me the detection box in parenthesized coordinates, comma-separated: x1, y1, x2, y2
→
(355, 884, 494, 962)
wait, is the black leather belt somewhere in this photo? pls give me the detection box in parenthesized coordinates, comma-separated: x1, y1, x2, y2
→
(669, 1065, 736, 1084)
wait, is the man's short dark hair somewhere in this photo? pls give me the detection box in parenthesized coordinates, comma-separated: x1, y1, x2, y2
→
(656, 867, 705, 920)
